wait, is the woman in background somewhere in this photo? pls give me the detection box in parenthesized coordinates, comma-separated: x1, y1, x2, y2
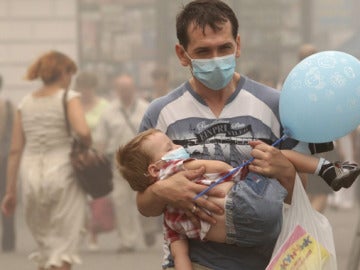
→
(75, 71, 113, 251)
(1, 51, 91, 270)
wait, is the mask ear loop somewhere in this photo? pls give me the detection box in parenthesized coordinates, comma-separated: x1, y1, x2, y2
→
(182, 49, 195, 76)
(181, 45, 193, 61)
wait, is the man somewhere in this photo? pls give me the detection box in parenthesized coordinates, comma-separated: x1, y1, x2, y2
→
(94, 73, 149, 252)
(298, 43, 317, 61)
(137, 1, 310, 269)
(150, 67, 170, 100)
(0, 74, 16, 252)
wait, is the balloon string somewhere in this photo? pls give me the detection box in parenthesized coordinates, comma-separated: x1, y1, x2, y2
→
(193, 134, 289, 201)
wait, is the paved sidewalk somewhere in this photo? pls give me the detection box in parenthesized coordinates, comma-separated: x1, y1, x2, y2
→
(1, 203, 359, 269)
(324, 204, 360, 270)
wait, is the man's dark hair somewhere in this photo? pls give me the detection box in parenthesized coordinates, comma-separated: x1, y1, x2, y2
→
(176, 0, 239, 49)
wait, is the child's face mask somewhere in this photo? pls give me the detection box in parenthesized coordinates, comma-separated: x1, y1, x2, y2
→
(160, 147, 190, 161)
(146, 147, 190, 180)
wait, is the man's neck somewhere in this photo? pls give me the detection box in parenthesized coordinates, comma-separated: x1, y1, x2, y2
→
(190, 73, 240, 117)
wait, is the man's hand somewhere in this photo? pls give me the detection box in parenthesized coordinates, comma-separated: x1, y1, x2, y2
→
(248, 140, 296, 202)
(141, 166, 226, 226)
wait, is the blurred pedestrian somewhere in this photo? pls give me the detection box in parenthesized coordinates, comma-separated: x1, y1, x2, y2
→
(297, 43, 335, 212)
(1, 51, 91, 270)
(94, 73, 149, 252)
(150, 67, 170, 100)
(75, 71, 109, 135)
(329, 132, 358, 209)
(246, 67, 278, 89)
(0, 74, 16, 252)
(74, 71, 114, 251)
(298, 43, 317, 61)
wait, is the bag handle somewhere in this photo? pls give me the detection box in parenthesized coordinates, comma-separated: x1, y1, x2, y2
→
(120, 107, 137, 135)
(62, 89, 92, 152)
(292, 175, 313, 208)
(62, 88, 71, 136)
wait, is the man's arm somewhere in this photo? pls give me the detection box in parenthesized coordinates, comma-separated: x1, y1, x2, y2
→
(136, 166, 226, 225)
(136, 183, 167, 216)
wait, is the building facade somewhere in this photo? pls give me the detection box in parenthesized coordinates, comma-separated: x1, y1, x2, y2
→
(0, 0, 77, 102)
(0, 0, 358, 103)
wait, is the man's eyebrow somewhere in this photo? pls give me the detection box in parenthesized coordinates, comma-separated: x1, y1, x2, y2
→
(219, 42, 234, 48)
(193, 46, 210, 53)
(193, 42, 234, 52)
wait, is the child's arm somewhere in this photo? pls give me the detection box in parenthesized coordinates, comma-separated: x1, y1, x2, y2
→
(281, 149, 319, 174)
(183, 159, 233, 174)
(171, 239, 193, 270)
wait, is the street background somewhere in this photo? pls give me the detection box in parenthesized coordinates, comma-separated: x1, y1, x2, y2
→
(1, 0, 360, 104)
(1, 1, 360, 269)
(1, 202, 359, 270)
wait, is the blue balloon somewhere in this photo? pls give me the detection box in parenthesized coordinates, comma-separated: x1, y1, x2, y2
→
(280, 51, 360, 143)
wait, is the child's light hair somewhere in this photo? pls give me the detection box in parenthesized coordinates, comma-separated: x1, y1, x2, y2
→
(116, 128, 161, 192)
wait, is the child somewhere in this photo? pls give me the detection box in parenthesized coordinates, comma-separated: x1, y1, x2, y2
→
(116, 129, 360, 270)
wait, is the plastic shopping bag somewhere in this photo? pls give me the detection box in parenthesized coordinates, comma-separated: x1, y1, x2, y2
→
(266, 175, 337, 270)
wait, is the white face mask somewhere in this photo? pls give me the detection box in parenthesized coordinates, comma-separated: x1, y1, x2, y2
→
(185, 51, 236, 90)
(161, 147, 190, 161)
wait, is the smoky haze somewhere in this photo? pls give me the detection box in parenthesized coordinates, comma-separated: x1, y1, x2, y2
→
(0, 0, 359, 104)
(0, 1, 360, 270)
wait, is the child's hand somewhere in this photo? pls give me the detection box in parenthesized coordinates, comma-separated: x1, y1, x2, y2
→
(248, 140, 296, 203)
(248, 140, 295, 179)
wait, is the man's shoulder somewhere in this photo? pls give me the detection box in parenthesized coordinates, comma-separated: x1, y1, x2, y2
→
(147, 83, 187, 115)
(237, 75, 280, 114)
(149, 82, 188, 110)
(242, 76, 280, 100)
(140, 82, 189, 131)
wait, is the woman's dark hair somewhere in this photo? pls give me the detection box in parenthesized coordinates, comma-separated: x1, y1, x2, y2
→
(176, 0, 239, 49)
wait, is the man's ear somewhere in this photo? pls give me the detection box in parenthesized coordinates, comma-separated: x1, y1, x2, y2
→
(148, 163, 160, 178)
(175, 44, 191, 67)
(235, 34, 241, 58)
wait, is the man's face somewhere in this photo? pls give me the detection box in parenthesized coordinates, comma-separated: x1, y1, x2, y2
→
(185, 20, 240, 60)
(114, 76, 135, 102)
